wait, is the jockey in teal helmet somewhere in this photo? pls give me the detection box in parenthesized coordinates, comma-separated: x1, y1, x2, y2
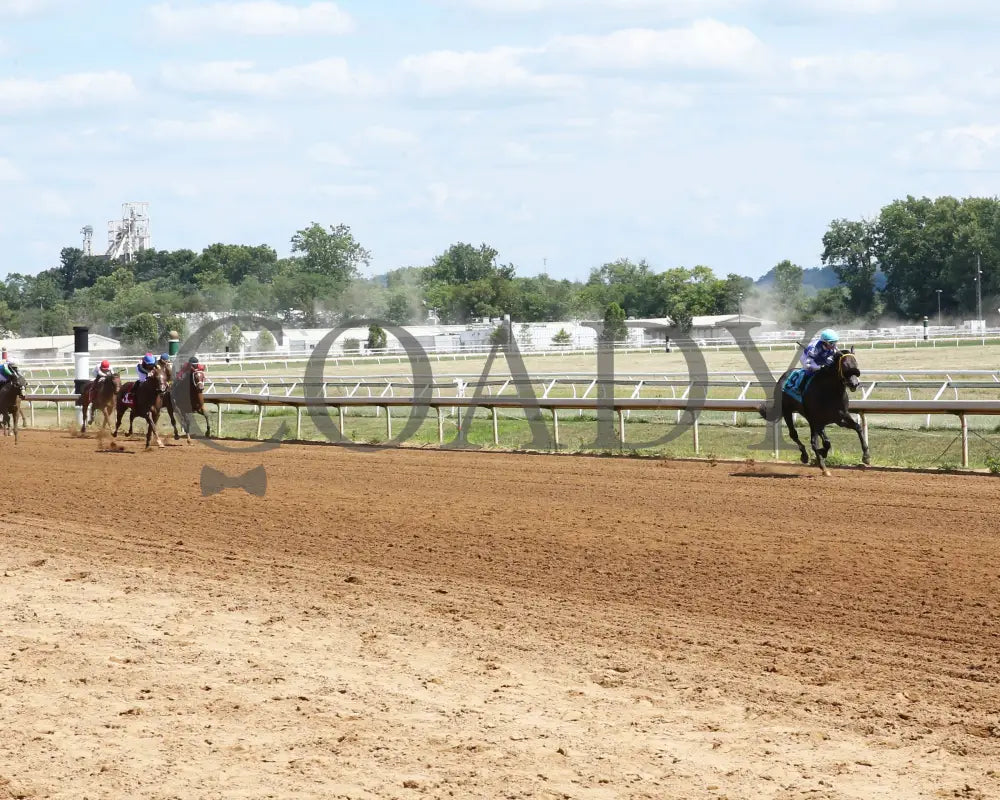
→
(0, 355, 19, 385)
(801, 329, 840, 372)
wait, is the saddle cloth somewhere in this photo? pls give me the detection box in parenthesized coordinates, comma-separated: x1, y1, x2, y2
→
(782, 368, 815, 404)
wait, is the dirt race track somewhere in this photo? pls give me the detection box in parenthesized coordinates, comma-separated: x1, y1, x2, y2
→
(1, 431, 998, 800)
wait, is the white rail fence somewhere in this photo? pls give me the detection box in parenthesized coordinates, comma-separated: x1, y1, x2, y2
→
(12, 328, 1000, 374)
(18, 392, 1000, 468)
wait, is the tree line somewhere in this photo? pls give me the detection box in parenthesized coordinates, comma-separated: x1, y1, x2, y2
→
(1, 193, 996, 349)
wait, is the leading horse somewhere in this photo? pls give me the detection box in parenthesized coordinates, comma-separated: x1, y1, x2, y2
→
(759, 348, 870, 476)
(0, 372, 28, 444)
(113, 364, 170, 449)
(78, 372, 122, 433)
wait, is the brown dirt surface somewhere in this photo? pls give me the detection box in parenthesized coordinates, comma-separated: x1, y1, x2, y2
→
(1, 431, 998, 799)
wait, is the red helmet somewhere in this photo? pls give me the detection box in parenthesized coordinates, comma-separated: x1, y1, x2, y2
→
(100, 359, 110, 370)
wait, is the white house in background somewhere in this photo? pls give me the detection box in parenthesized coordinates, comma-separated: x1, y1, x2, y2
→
(2, 334, 122, 362)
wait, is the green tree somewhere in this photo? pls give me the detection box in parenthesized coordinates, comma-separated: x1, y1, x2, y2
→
(551, 328, 572, 347)
(385, 291, 415, 325)
(822, 218, 879, 318)
(367, 324, 387, 350)
(123, 312, 159, 349)
(490, 322, 510, 346)
(600, 302, 627, 343)
(255, 329, 277, 352)
(227, 324, 244, 353)
(773, 260, 804, 300)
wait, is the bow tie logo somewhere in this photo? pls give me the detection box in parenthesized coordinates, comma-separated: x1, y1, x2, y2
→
(200, 465, 268, 497)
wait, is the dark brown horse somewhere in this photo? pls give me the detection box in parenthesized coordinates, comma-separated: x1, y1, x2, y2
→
(78, 372, 122, 433)
(171, 367, 211, 442)
(113, 364, 170, 449)
(158, 359, 182, 440)
(759, 348, 870, 476)
(0, 372, 28, 444)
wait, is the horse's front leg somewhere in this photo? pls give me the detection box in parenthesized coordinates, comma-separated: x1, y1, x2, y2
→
(201, 410, 211, 439)
(837, 413, 870, 465)
(145, 411, 164, 449)
(809, 424, 830, 476)
(165, 394, 180, 440)
(112, 405, 125, 437)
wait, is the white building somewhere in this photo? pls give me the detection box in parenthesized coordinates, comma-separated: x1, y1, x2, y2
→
(2, 334, 122, 362)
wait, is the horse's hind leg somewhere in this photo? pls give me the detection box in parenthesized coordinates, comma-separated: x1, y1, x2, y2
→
(113, 406, 125, 437)
(785, 410, 809, 464)
(201, 410, 211, 439)
(810, 424, 831, 476)
(819, 427, 832, 458)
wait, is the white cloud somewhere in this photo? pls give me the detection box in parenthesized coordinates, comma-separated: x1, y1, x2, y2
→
(547, 20, 771, 74)
(317, 183, 378, 199)
(149, 1, 354, 37)
(363, 125, 418, 147)
(0, 71, 137, 113)
(307, 142, 352, 166)
(161, 58, 379, 96)
(399, 46, 578, 96)
(445, 0, 750, 13)
(149, 110, 279, 141)
(790, 52, 925, 90)
(0, 0, 55, 15)
(0, 156, 23, 181)
(896, 124, 1000, 170)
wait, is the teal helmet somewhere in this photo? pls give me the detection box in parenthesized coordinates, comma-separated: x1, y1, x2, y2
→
(819, 329, 839, 344)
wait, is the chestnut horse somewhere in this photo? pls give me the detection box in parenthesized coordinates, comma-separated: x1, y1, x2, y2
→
(0, 372, 28, 444)
(78, 372, 122, 433)
(113, 364, 170, 449)
(171, 367, 211, 441)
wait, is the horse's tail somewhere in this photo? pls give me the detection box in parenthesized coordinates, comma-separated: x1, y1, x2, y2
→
(757, 403, 767, 420)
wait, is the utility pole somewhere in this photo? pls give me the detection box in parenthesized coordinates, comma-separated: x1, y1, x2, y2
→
(976, 252, 983, 326)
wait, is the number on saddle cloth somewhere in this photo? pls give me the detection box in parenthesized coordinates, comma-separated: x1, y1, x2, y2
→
(782, 368, 814, 404)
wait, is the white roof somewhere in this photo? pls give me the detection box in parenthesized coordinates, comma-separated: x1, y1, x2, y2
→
(3, 334, 121, 351)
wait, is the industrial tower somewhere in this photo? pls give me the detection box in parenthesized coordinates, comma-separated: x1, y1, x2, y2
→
(81, 225, 94, 256)
(105, 202, 151, 262)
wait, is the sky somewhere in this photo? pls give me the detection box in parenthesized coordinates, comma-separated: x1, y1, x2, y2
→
(2, 0, 1000, 283)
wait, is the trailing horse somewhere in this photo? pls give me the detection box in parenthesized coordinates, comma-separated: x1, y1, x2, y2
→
(758, 348, 870, 476)
(77, 372, 122, 433)
(0, 372, 28, 444)
(171, 366, 211, 442)
(113, 364, 170, 449)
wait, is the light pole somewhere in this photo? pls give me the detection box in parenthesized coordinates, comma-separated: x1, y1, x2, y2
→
(738, 292, 743, 323)
(976, 252, 983, 327)
(935, 289, 942, 326)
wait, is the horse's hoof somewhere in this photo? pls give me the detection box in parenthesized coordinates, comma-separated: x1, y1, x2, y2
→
(822, 468, 832, 477)
(174, 434, 180, 440)
(799, 452, 809, 465)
